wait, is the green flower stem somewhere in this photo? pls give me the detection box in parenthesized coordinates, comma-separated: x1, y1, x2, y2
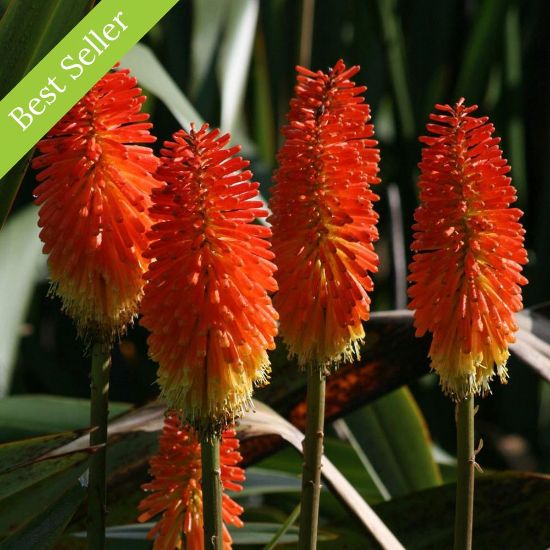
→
(87, 342, 111, 549)
(298, 365, 326, 550)
(201, 434, 223, 550)
(454, 395, 475, 550)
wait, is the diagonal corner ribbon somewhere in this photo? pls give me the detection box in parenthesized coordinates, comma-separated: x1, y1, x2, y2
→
(0, 0, 180, 181)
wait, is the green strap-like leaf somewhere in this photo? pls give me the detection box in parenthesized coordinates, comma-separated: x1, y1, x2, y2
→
(454, 0, 510, 100)
(0, 395, 132, 441)
(1, 483, 86, 550)
(0, 451, 91, 541)
(0, 205, 45, 397)
(0, 431, 84, 474)
(0, 0, 94, 229)
(217, 0, 259, 134)
(345, 387, 443, 497)
(190, 0, 229, 97)
(374, 472, 550, 550)
(121, 42, 203, 130)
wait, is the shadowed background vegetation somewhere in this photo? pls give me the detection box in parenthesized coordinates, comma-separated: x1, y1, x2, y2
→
(0, 0, 549, 548)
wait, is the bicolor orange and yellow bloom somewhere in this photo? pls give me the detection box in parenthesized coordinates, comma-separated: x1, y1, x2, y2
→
(270, 60, 380, 368)
(408, 99, 528, 400)
(138, 413, 244, 550)
(140, 124, 278, 435)
(32, 68, 159, 343)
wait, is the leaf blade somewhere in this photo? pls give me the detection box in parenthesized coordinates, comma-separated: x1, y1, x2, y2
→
(120, 42, 203, 130)
(344, 388, 442, 497)
(217, 0, 259, 133)
(374, 472, 550, 549)
(0, 0, 93, 229)
(0, 206, 45, 396)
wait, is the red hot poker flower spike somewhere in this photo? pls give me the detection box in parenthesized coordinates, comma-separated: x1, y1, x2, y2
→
(32, 68, 159, 344)
(408, 99, 528, 401)
(270, 60, 381, 368)
(138, 413, 244, 550)
(140, 124, 278, 436)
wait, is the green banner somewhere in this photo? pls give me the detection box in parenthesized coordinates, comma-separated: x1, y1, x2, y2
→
(0, 0, 180, 180)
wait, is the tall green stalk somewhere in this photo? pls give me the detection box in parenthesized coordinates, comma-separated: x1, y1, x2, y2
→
(454, 396, 475, 550)
(201, 435, 223, 550)
(296, 3, 323, 546)
(87, 342, 111, 549)
(298, 365, 326, 550)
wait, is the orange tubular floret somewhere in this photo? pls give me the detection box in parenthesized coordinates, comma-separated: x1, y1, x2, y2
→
(32, 68, 160, 343)
(138, 413, 244, 550)
(408, 99, 528, 400)
(140, 124, 278, 435)
(270, 60, 380, 368)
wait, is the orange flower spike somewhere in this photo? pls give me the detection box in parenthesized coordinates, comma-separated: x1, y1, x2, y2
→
(140, 124, 278, 435)
(270, 60, 381, 368)
(32, 68, 159, 343)
(408, 99, 528, 400)
(138, 414, 245, 550)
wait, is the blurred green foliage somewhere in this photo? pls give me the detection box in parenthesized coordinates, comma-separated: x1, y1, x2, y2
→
(3, 0, 547, 471)
(0, 0, 549, 547)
